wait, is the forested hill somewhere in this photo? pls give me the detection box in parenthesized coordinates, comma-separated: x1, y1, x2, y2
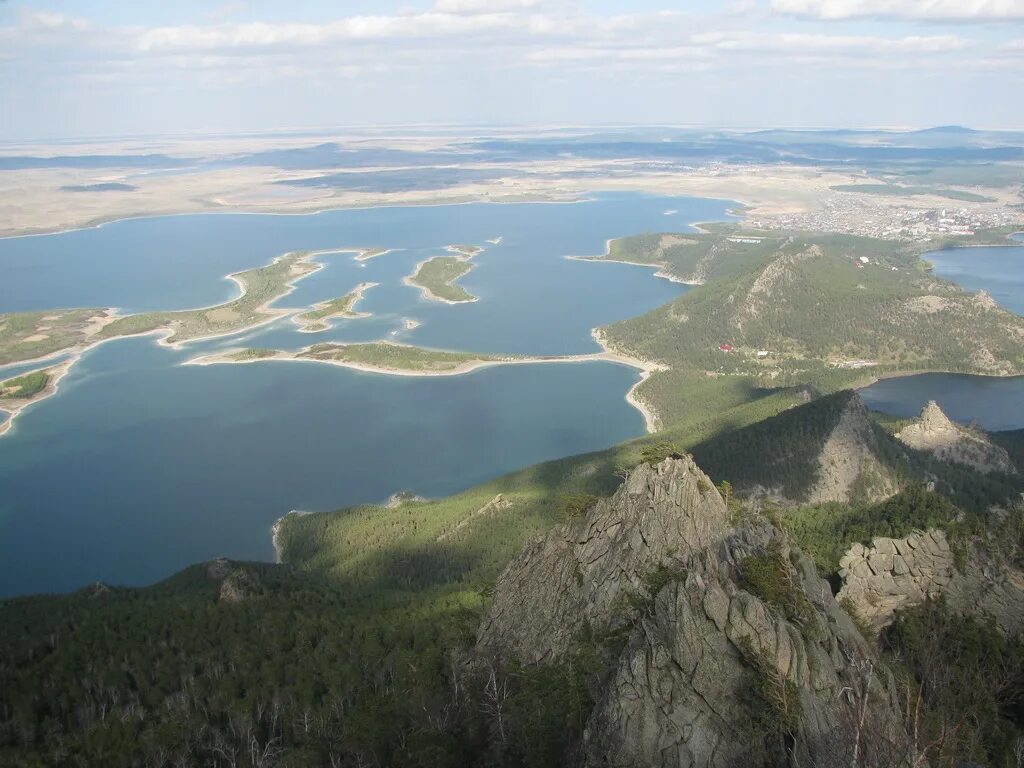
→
(690, 390, 1022, 510)
(597, 227, 1024, 426)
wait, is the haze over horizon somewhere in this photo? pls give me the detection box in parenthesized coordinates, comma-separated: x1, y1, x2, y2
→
(2, 0, 1024, 141)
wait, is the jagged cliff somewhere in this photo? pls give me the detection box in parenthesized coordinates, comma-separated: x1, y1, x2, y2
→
(807, 394, 900, 503)
(896, 400, 1017, 475)
(477, 457, 729, 663)
(478, 457, 910, 767)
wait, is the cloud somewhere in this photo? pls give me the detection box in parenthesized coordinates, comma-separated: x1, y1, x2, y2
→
(134, 13, 529, 53)
(771, 0, 1024, 21)
(433, 0, 541, 13)
(694, 30, 970, 53)
(18, 10, 89, 31)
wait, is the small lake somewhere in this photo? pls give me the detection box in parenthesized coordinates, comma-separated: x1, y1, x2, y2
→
(861, 234, 1024, 432)
(0, 193, 729, 596)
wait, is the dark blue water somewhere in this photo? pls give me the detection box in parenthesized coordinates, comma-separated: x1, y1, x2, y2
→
(862, 235, 1024, 431)
(923, 235, 1024, 315)
(0, 193, 730, 596)
(861, 373, 1024, 432)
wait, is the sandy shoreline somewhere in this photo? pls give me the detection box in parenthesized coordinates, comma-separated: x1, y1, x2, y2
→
(591, 328, 666, 433)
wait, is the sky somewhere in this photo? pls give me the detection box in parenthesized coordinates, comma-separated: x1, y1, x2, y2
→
(1, 0, 1023, 141)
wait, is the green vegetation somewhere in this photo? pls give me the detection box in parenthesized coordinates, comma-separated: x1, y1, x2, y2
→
(294, 284, 374, 331)
(737, 540, 816, 631)
(737, 635, 803, 740)
(407, 256, 476, 303)
(830, 183, 995, 203)
(638, 439, 683, 465)
(0, 308, 108, 366)
(784, 487, 961, 576)
(561, 493, 598, 520)
(229, 347, 278, 361)
(299, 341, 506, 372)
(882, 598, 1024, 766)
(99, 251, 317, 345)
(0, 370, 48, 399)
(993, 428, 1024, 472)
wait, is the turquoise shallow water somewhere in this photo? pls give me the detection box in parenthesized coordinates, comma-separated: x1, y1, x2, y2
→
(0, 193, 728, 596)
(861, 237, 1024, 430)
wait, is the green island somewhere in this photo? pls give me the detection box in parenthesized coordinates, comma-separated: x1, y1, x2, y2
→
(293, 282, 377, 332)
(196, 341, 516, 374)
(3, 226, 1024, 766)
(405, 255, 477, 303)
(0, 370, 49, 399)
(300, 341, 507, 372)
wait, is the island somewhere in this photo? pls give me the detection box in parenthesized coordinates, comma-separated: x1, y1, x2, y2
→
(404, 256, 478, 303)
(293, 282, 378, 332)
(185, 340, 660, 381)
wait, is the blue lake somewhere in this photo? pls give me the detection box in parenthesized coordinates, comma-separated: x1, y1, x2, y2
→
(0, 193, 728, 596)
(861, 235, 1024, 431)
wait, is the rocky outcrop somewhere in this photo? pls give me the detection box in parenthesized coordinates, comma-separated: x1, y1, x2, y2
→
(478, 458, 910, 767)
(807, 394, 899, 504)
(206, 558, 263, 603)
(580, 522, 907, 768)
(896, 400, 1017, 475)
(838, 529, 1024, 635)
(477, 457, 730, 663)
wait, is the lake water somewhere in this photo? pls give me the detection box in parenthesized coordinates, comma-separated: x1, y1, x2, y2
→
(0, 193, 728, 596)
(861, 234, 1024, 431)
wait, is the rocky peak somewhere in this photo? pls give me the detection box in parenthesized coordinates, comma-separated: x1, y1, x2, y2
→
(918, 400, 955, 431)
(476, 455, 910, 767)
(477, 456, 730, 663)
(896, 400, 1016, 475)
(205, 558, 263, 603)
(807, 392, 899, 503)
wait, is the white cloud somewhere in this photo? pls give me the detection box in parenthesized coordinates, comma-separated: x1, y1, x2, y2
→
(771, 0, 1024, 21)
(134, 13, 527, 53)
(18, 10, 90, 31)
(694, 30, 969, 53)
(433, 0, 542, 14)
